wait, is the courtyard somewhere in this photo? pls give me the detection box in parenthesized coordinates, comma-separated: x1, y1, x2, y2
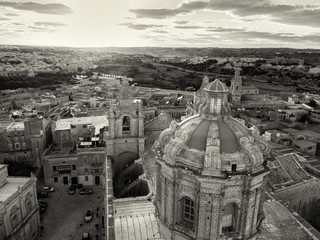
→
(38, 185, 104, 240)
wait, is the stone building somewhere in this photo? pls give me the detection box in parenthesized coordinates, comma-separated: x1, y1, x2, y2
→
(0, 164, 40, 240)
(43, 146, 106, 186)
(153, 79, 270, 240)
(43, 116, 107, 186)
(105, 79, 145, 175)
(230, 69, 259, 105)
(0, 118, 51, 167)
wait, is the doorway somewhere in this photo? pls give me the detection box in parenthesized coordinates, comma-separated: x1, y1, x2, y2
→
(95, 176, 100, 185)
(63, 176, 68, 185)
(71, 177, 78, 185)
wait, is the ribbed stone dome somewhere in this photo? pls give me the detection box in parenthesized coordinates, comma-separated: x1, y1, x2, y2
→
(153, 79, 269, 177)
(206, 78, 229, 92)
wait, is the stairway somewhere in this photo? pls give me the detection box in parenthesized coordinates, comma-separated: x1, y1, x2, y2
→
(118, 158, 142, 180)
(118, 173, 146, 198)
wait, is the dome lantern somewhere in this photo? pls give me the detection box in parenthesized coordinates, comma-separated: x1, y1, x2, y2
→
(198, 79, 230, 120)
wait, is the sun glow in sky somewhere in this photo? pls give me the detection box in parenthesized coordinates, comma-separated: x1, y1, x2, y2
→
(1, 0, 320, 48)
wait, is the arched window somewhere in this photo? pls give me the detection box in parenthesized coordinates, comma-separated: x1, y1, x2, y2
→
(222, 202, 238, 233)
(122, 116, 130, 132)
(210, 98, 222, 114)
(181, 197, 195, 229)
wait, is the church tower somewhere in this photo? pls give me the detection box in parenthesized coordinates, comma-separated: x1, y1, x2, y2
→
(105, 79, 145, 174)
(230, 68, 243, 105)
(153, 79, 269, 240)
(189, 75, 210, 116)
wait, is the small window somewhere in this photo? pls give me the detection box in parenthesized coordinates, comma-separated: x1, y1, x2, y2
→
(71, 125, 76, 129)
(14, 143, 21, 150)
(85, 176, 88, 181)
(72, 165, 76, 170)
(308, 146, 313, 150)
(85, 168, 88, 172)
(83, 125, 87, 128)
(231, 164, 237, 172)
(54, 177, 58, 182)
(52, 166, 57, 172)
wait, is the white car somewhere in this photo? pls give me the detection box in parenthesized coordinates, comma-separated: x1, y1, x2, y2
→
(85, 209, 93, 222)
(42, 186, 55, 192)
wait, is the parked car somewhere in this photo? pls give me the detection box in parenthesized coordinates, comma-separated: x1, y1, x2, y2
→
(82, 233, 90, 240)
(42, 186, 55, 192)
(37, 191, 48, 198)
(84, 209, 93, 222)
(38, 201, 48, 208)
(79, 188, 93, 195)
(68, 185, 76, 195)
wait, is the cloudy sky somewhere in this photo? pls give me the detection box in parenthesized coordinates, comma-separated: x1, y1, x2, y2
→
(1, 0, 320, 48)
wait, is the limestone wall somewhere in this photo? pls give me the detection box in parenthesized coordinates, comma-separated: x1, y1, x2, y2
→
(275, 178, 320, 229)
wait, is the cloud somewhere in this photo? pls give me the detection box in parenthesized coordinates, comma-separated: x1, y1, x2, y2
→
(129, 0, 320, 28)
(274, 9, 320, 28)
(119, 23, 164, 30)
(35, 22, 67, 27)
(174, 20, 189, 24)
(13, 23, 24, 26)
(223, 30, 320, 43)
(207, 27, 245, 32)
(27, 26, 57, 32)
(174, 25, 204, 29)
(152, 30, 168, 33)
(4, 13, 19, 16)
(0, 1, 72, 15)
(129, 1, 207, 19)
(0, 17, 9, 21)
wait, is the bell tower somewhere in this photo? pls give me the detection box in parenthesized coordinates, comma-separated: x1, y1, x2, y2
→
(105, 79, 145, 174)
(230, 68, 243, 105)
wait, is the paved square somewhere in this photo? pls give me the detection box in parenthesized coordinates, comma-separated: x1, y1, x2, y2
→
(39, 185, 104, 240)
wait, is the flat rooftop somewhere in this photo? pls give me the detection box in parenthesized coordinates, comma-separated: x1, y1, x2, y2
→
(0, 121, 13, 130)
(7, 121, 24, 130)
(55, 116, 108, 134)
(0, 177, 30, 202)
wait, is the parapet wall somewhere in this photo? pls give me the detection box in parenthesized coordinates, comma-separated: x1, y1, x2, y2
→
(275, 178, 320, 230)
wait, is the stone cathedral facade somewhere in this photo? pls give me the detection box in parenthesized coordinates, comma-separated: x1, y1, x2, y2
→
(153, 79, 270, 240)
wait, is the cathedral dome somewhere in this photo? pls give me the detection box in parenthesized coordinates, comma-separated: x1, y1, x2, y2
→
(154, 79, 269, 177)
(206, 78, 229, 92)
